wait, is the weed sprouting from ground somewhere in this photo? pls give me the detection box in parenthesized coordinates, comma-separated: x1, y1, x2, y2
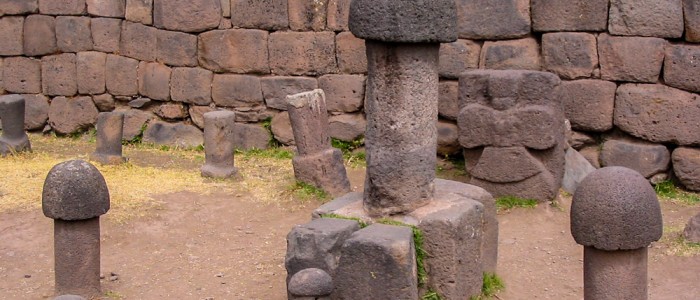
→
(470, 273, 505, 300)
(660, 225, 700, 257)
(332, 137, 366, 167)
(288, 181, 330, 201)
(104, 290, 124, 299)
(122, 124, 147, 145)
(654, 180, 700, 205)
(422, 289, 442, 300)
(496, 196, 538, 212)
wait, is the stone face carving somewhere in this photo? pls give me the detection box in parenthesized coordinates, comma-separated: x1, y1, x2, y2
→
(458, 70, 566, 201)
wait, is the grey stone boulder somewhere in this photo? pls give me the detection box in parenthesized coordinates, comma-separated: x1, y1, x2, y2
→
(683, 213, 700, 243)
(143, 121, 203, 148)
(42, 160, 110, 221)
(671, 147, 700, 191)
(24, 94, 50, 131)
(571, 167, 663, 251)
(48, 96, 99, 135)
(121, 109, 153, 141)
(328, 113, 365, 142)
(562, 147, 597, 194)
(288, 268, 333, 297)
(437, 120, 460, 157)
(600, 139, 671, 178)
(232, 123, 270, 150)
(270, 111, 295, 146)
(456, 0, 531, 40)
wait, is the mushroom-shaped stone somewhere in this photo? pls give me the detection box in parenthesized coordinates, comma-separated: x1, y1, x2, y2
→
(42, 160, 110, 221)
(571, 166, 663, 251)
(349, 0, 458, 43)
(54, 295, 87, 300)
(288, 268, 333, 297)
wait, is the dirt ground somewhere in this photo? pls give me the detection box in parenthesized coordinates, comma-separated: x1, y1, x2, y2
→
(0, 136, 698, 300)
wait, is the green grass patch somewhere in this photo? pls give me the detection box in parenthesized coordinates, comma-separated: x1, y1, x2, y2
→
(104, 290, 124, 299)
(470, 273, 505, 300)
(288, 181, 330, 201)
(320, 213, 368, 228)
(654, 180, 700, 205)
(496, 196, 538, 211)
(422, 289, 442, 300)
(331, 137, 366, 167)
(122, 124, 147, 145)
(236, 147, 294, 160)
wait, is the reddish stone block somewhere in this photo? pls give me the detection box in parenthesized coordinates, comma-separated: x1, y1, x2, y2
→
(0, 58, 3, 95)
(42, 53, 77, 96)
(664, 44, 700, 92)
(0, 0, 38, 16)
(557, 79, 616, 132)
(24, 94, 50, 131)
(2, 57, 41, 94)
(48, 96, 99, 135)
(106, 54, 138, 96)
(598, 34, 666, 83)
(120, 21, 157, 61)
(319, 74, 365, 113)
(230, 0, 288, 30)
(212, 74, 263, 108)
(439, 39, 480, 79)
(456, 0, 530, 39)
(336, 31, 366, 74)
(0, 16, 24, 56)
(327, 0, 350, 31)
(198, 29, 269, 73)
(91, 18, 121, 53)
(480, 37, 541, 70)
(39, 0, 85, 15)
(531, 0, 609, 32)
(261, 76, 318, 110)
(269, 31, 337, 75)
(153, 0, 221, 33)
(329, 113, 365, 142)
(289, 0, 327, 31)
(138, 62, 171, 101)
(86, 0, 125, 17)
(154, 102, 187, 120)
(56, 16, 93, 52)
(189, 105, 215, 129)
(542, 33, 598, 80)
(170, 67, 213, 105)
(439, 80, 459, 121)
(156, 29, 198, 67)
(125, 0, 152, 25)
(77, 51, 107, 95)
(23, 14, 56, 56)
(685, 0, 700, 42)
(609, 0, 683, 38)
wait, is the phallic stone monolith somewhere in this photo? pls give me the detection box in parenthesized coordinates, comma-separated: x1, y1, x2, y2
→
(571, 166, 663, 300)
(42, 160, 111, 298)
(287, 89, 350, 196)
(201, 111, 238, 178)
(90, 112, 126, 165)
(0, 94, 31, 155)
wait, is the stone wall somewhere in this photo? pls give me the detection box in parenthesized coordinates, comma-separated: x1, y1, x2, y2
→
(2, 0, 700, 190)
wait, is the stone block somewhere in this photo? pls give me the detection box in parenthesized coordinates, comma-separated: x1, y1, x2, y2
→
(23, 14, 57, 56)
(0, 16, 24, 55)
(23, 94, 49, 131)
(615, 84, 700, 145)
(125, 0, 152, 25)
(92, 94, 114, 112)
(328, 113, 365, 142)
(3, 57, 40, 94)
(170, 67, 213, 105)
(48, 96, 99, 135)
(0, 0, 38, 15)
(233, 106, 273, 123)
(56, 16, 92, 53)
(86, 0, 125, 17)
(143, 121, 203, 148)
(672, 147, 700, 191)
(292, 148, 351, 197)
(288, 0, 327, 31)
(138, 62, 171, 101)
(349, 0, 457, 43)
(562, 147, 597, 194)
(91, 18, 121, 53)
(0, 58, 3, 94)
(120, 21, 157, 61)
(598, 34, 666, 83)
(684, 213, 700, 242)
(233, 123, 270, 150)
(105, 54, 138, 96)
(438, 80, 459, 121)
(230, 0, 288, 30)
(664, 44, 700, 92)
(211, 74, 263, 108)
(261, 76, 318, 110)
(42, 54, 77, 97)
(609, 0, 683, 38)
(439, 39, 480, 79)
(480, 37, 541, 70)
(600, 139, 671, 178)
(456, 0, 530, 40)
(153, 0, 220, 33)
(319, 74, 364, 113)
(77, 51, 106, 95)
(269, 32, 337, 76)
(198, 29, 269, 73)
(271, 111, 294, 145)
(121, 108, 153, 140)
(38, 0, 85, 15)
(189, 105, 215, 129)
(286, 89, 331, 156)
(557, 79, 616, 132)
(155, 102, 187, 120)
(288, 268, 333, 298)
(90, 112, 126, 165)
(156, 29, 198, 67)
(580, 145, 601, 169)
(531, 0, 609, 32)
(437, 120, 460, 156)
(326, 0, 349, 31)
(42, 160, 109, 220)
(685, 0, 700, 42)
(0, 95, 31, 155)
(542, 33, 598, 80)
(570, 131, 596, 150)
(333, 224, 418, 299)
(335, 32, 366, 74)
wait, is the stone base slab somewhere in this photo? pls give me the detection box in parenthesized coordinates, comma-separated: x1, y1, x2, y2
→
(89, 152, 127, 165)
(292, 148, 351, 197)
(200, 163, 238, 179)
(0, 135, 31, 155)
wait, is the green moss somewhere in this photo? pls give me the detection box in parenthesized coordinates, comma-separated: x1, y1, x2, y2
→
(654, 180, 700, 205)
(496, 196, 538, 211)
(289, 181, 330, 201)
(320, 213, 368, 228)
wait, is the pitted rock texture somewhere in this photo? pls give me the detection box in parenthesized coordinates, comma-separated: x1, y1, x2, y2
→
(600, 139, 671, 178)
(288, 268, 333, 297)
(672, 147, 700, 191)
(42, 160, 110, 220)
(683, 213, 700, 243)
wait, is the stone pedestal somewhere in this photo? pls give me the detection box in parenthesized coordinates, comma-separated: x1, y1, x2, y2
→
(583, 247, 648, 300)
(201, 111, 238, 178)
(90, 112, 126, 165)
(0, 94, 31, 155)
(54, 218, 101, 297)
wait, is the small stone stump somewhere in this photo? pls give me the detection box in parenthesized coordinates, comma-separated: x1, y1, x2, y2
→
(287, 89, 350, 196)
(90, 112, 126, 165)
(571, 166, 663, 300)
(684, 212, 700, 243)
(201, 111, 238, 178)
(42, 160, 111, 298)
(0, 94, 31, 155)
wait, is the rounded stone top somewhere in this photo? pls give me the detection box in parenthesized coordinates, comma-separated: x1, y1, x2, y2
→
(288, 268, 333, 297)
(571, 167, 663, 251)
(349, 0, 458, 43)
(42, 160, 110, 221)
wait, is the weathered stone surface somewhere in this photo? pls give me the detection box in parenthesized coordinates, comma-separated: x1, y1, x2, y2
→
(261, 76, 318, 110)
(557, 79, 616, 132)
(121, 109, 152, 140)
(542, 33, 598, 79)
(479, 38, 541, 70)
(77, 51, 106, 95)
(684, 213, 700, 242)
(569, 131, 597, 150)
(230, 0, 288, 30)
(211, 74, 263, 108)
(349, 0, 457, 43)
(105, 54, 138, 96)
(271, 111, 294, 145)
(86, 0, 125, 17)
(198, 29, 269, 74)
(685, 0, 700, 42)
(56, 16, 92, 53)
(91, 112, 126, 165)
(232, 123, 270, 150)
(456, 0, 530, 40)
(609, 0, 683, 38)
(328, 113, 365, 142)
(327, 0, 350, 31)
(580, 146, 601, 169)
(128, 97, 150, 108)
(531, 0, 609, 32)
(3, 57, 41, 94)
(24, 94, 49, 131)
(154, 103, 187, 120)
(664, 44, 700, 93)
(0, 58, 3, 94)
(288, 0, 327, 31)
(42, 160, 109, 220)
(437, 120, 460, 157)
(92, 94, 114, 112)
(335, 31, 366, 74)
(53, 217, 101, 298)
(600, 139, 670, 178)
(120, 21, 156, 61)
(0, 95, 31, 155)
(233, 106, 273, 123)
(438, 80, 458, 121)
(288, 268, 333, 297)
(0, 16, 24, 55)
(333, 224, 418, 299)
(614, 84, 700, 145)
(188, 106, 215, 129)
(201, 111, 237, 178)
(91, 18, 121, 53)
(269, 32, 337, 75)
(319, 74, 364, 113)
(143, 121, 203, 147)
(23, 14, 57, 56)
(38, 0, 85, 14)
(439, 39, 480, 79)
(137, 62, 170, 101)
(156, 29, 198, 67)
(598, 34, 666, 83)
(563, 147, 598, 194)
(583, 247, 649, 300)
(286, 89, 331, 156)
(42, 54, 77, 97)
(170, 67, 212, 105)
(0, 0, 38, 15)
(48, 96, 99, 135)
(153, 0, 221, 33)
(125, 0, 152, 25)
(672, 147, 700, 191)
(54, 295, 87, 300)
(571, 166, 663, 250)
(293, 148, 351, 196)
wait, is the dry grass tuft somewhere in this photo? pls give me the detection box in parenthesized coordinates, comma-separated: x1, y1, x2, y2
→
(659, 225, 700, 257)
